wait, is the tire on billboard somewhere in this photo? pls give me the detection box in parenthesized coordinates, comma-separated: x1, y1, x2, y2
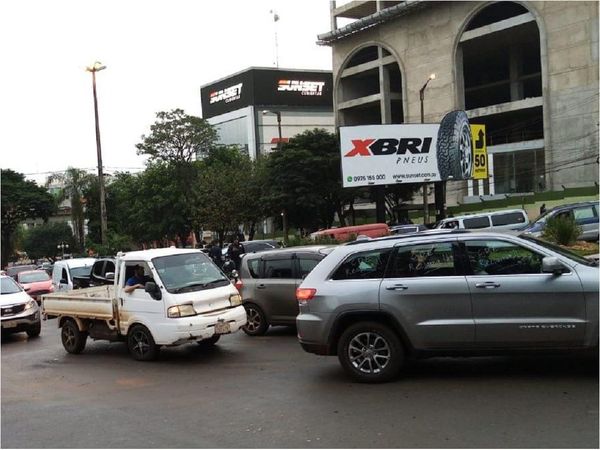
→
(436, 110, 473, 180)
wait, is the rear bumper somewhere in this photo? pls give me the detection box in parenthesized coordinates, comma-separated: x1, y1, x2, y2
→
(299, 341, 330, 355)
(296, 311, 332, 355)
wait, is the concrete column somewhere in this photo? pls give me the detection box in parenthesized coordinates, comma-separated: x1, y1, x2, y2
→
(330, 1, 337, 31)
(468, 179, 474, 196)
(379, 48, 391, 124)
(488, 153, 495, 195)
(509, 45, 523, 102)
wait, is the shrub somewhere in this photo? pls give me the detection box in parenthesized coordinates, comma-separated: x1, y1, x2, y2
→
(542, 215, 581, 246)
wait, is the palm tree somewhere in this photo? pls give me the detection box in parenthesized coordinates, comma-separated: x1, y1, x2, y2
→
(46, 168, 95, 251)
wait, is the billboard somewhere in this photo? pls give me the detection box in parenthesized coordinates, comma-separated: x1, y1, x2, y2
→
(201, 68, 333, 119)
(340, 111, 486, 187)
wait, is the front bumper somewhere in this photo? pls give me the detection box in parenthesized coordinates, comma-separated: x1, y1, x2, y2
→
(153, 305, 248, 345)
(1, 310, 40, 333)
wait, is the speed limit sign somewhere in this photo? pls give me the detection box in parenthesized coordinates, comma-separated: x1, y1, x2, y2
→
(471, 124, 488, 180)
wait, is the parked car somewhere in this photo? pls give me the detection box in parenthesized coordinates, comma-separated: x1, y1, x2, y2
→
(522, 201, 599, 241)
(237, 246, 334, 335)
(1, 275, 41, 337)
(5, 264, 37, 280)
(434, 209, 529, 232)
(296, 230, 599, 382)
(51, 258, 96, 292)
(310, 223, 390, 242)
(16, 270, 54, 304)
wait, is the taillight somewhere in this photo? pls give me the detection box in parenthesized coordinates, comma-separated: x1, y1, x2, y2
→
(234, 279, 243, 291)
(296, 288, 316, 303)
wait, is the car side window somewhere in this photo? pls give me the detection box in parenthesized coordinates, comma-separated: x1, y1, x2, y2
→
(463, 216, 490, 229)
(61, 268, 68, 282)
(491, 212, 526, 226)
(386, 243, 456, 278)
(573, 206, 595, 223)
(263, 259, 293, 279)
(297, 257, 321, 278)
(247, 258, 261, 278)
(331, 249, 391, 280)
(464, 240, 543, 275)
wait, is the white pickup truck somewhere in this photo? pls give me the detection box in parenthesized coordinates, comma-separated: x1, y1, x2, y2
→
(42, 248, 247, 360)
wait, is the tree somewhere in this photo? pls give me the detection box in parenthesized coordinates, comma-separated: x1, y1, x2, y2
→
(22, 222, 75, 262)
(46, 168, 94, 251)
(264, 129, 356, 231)
(136, 109, 218, 163)
(1, 169, 56, 267)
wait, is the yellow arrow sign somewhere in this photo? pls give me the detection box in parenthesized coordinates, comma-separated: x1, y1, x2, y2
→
(471, 124, 488, 180)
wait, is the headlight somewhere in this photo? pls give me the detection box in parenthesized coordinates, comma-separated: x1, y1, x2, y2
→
(229, 294, 242, 307)
(167, 304, 196, 318)
(24, 299, 37, 310)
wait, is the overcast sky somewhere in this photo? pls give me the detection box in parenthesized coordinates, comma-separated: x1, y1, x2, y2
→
(0, 0, 333, 184)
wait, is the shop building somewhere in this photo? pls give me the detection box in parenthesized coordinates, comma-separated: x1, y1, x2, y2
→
(200, 67, 335, 159)
(320, 1, 599, 204)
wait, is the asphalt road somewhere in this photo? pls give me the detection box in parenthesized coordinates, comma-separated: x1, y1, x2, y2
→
(2, 320, 598, 448)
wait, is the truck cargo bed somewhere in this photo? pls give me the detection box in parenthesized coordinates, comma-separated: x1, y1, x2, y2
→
(42, 285, 115, 320)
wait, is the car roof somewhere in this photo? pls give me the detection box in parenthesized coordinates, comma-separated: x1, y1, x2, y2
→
(440, 209, 526, 221)
(243, 245, 333, 258)
(54, 258, 96, 268)
(119, 248, 203, 261)
(549, 201, 598, 212)
(17, 270, 48, 276)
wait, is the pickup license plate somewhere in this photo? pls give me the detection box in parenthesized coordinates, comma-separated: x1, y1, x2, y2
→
(2, 321, 17, 329)
(214, 321, 230, 334)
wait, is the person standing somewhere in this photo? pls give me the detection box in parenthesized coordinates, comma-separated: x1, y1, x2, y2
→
(227, 239, 245, 270)
(208, 241, 223, 268)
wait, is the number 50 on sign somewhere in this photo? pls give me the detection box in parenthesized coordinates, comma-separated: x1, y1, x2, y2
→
(471, 124, 488, 180)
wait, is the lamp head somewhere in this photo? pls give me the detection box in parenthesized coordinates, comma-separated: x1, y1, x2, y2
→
(86, 61, 107, 72)
(429, 73, 436, 80)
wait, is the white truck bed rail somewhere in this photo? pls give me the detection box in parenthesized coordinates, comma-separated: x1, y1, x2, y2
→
(42, 285, 115, 320)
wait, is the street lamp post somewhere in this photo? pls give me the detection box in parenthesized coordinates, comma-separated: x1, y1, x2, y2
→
(263, 110, 288, 245)
(86, 61, 108, 246)
(57, 242, 69, 259)
(419, 73, 436, 225)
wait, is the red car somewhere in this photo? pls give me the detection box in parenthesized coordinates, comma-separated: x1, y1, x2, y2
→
(17, 270, 54, 304)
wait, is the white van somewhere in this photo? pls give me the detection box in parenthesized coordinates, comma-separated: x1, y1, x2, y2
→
(435, 209, 529, 232)
(51, 258, 96, 292)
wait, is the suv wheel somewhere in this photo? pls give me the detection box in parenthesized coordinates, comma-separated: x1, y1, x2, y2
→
(337, 322, 403, 383)
(242, 304, 268, 336)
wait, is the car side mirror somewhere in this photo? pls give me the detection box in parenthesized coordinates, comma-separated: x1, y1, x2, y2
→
(105, 272, 114, 280)
(144, 282, 162, 300)
(542, 256, 565, 275)
(229, 269, 239, 281)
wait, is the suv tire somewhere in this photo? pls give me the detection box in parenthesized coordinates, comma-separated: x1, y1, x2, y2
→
(27, 320, 41, 338)
(337, 322, 403, 383)
(242, 303, 269, 336)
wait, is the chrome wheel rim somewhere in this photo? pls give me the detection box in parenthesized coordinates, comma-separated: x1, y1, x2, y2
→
(131, 330, 150, 356)
(347, 332, 391, 374)
(459, 125, 472, 179)
(245, 308, 261, 332)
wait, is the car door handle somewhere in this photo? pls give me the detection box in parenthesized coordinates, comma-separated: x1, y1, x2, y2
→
(385, 284, 408, 291)
(256, 284, 266, 289)
(475, 282, 500, 289)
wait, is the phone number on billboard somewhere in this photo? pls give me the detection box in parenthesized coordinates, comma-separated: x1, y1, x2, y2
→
(349, 175, 386, 182)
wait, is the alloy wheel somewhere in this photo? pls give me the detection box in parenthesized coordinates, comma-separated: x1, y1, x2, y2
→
(347, 331, 391, 374)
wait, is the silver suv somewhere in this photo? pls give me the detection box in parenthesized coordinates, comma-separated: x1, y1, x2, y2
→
(237, 246, 332, 335)
(296, 231, 599, 383)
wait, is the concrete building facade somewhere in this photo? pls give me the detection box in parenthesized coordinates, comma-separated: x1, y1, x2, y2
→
(321, 1, 599, 205)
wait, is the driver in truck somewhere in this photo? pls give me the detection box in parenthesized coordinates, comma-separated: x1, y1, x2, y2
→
(123, 265, 146, 294)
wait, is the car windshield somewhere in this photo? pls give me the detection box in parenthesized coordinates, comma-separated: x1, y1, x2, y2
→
(1, 277, 22, 294)
(530, 210, 552, 225)
(153, 253, 229, 293)
(19, 271, 50, 283)
(70, 266, 92, 278)
(520, 235, 597, 266)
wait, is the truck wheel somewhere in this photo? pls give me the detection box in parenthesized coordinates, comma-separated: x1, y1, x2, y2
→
(26, 321, 41, 338)
(197, 334, 220, 347)
(242, 303, 268, 336)
(128, 325, 159, 361)
(436, 110, 473, 180)
(337, 322, 403, 383)
(61, 319, 87, 354)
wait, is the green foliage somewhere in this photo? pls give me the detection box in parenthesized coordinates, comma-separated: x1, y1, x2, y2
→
(22, 222, 75, 262)
(85, 231, 136, 256)
(264, 129, 356, 231)
(136, 109, 218, 163)
(542, 215, 582, 246)
(2, 169, 56, 267)
(47, 167, 95, 251)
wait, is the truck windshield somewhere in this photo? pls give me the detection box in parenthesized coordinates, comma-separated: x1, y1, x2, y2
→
(152, 253, 229, 293)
